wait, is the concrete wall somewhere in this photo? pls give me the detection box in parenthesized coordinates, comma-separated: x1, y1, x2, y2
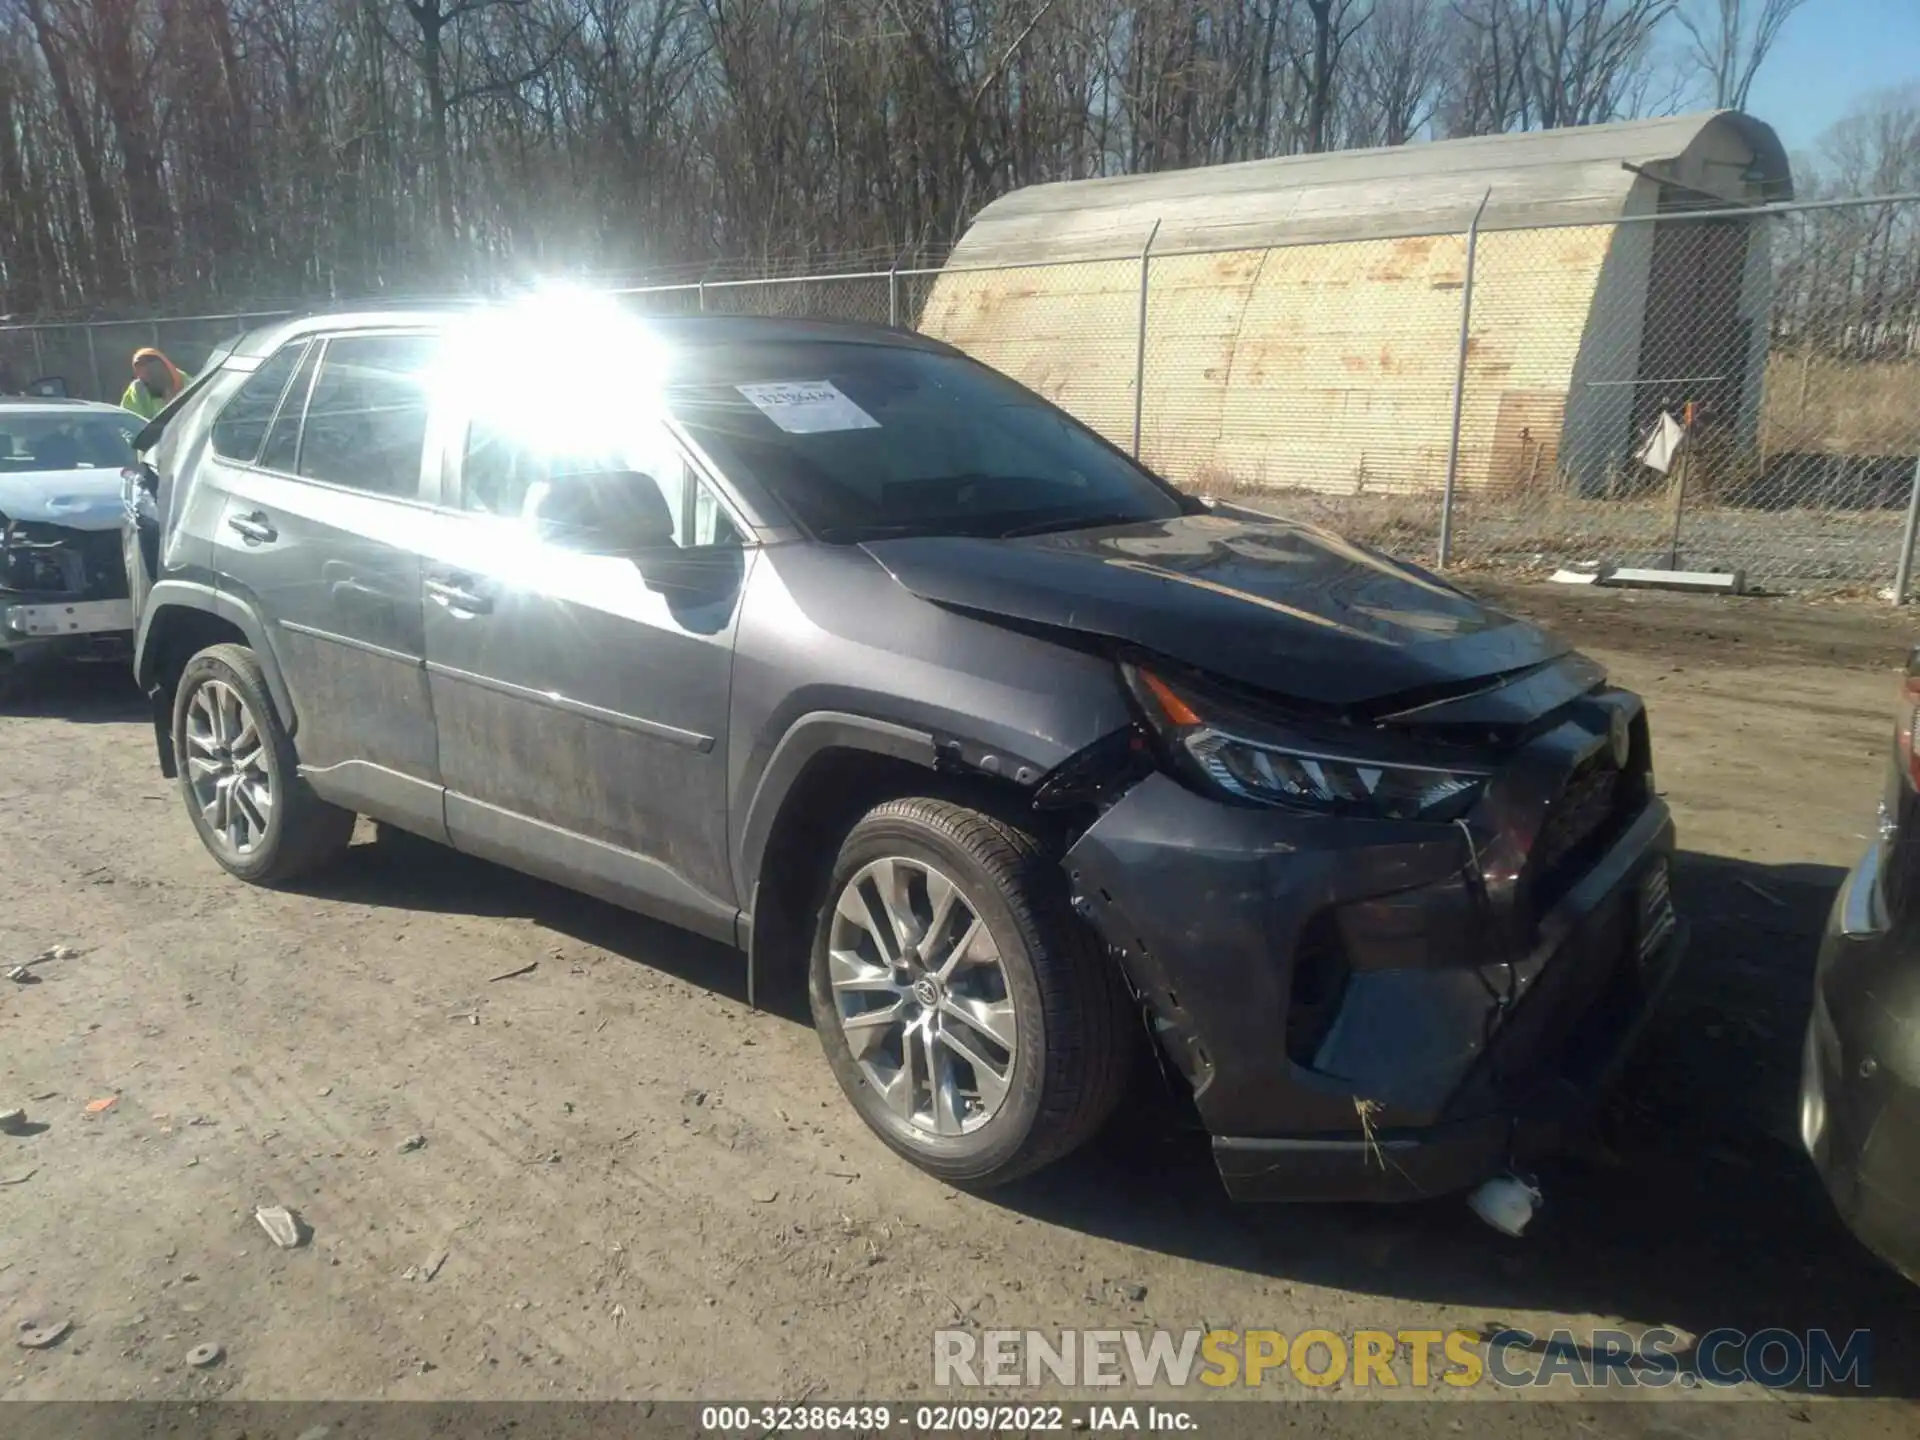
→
(1461, 225, 1619, 496)
(919, 224, 1623, 502)
(918, 256, 1143, 451)
(1143, 235, 1472, 495)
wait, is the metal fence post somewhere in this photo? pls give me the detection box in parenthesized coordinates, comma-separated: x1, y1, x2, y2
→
(84, 325, 103, 403)
(1894, 453, 1920, 605)
(697, 280, 706, 313)
(888, 264, 900, 328)
(1438, 190, 1491, 570)
(29, 329, 45, 380)
(1132, 219, 1161, 461)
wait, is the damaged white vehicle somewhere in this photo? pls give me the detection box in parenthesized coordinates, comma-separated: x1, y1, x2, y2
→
(0, 397, 140, 693)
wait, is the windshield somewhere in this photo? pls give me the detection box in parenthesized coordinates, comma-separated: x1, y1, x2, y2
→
(665, 342, 1186, 543)
(0, 411, 138, 473)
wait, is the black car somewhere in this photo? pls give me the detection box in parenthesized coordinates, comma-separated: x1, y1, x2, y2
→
(1801, 646, 1920, 1282)
(123, 298, 1683, 1199)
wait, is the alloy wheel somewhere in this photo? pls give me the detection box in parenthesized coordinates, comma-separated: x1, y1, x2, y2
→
(183, 678, 275, 856)
(827, 856, 1019, 1137)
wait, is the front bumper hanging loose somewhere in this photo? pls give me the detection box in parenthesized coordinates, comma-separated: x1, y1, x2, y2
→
(1064, 770, 1684, 1203)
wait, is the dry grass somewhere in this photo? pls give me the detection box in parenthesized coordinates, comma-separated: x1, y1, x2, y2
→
(1764, 350, 1920, 458)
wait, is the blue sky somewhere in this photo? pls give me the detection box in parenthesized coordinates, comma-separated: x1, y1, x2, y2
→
(1742, 0, 1920, 155)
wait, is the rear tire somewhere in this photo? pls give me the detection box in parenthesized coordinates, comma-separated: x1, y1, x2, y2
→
(808, 796, 1131, 1188)
(172, 643, 354, 883)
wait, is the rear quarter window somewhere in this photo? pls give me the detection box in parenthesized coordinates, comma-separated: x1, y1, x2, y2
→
(210, 342, 309, 465)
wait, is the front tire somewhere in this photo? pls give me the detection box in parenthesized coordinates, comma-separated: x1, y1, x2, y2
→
(172, 643, 354, 883)
(808, 797, 1131, 1188)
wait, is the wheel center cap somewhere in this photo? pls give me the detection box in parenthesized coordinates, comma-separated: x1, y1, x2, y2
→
(911, 977, 940, 1008)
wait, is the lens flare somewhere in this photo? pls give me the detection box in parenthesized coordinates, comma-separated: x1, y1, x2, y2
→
(431, 285, 675, 464)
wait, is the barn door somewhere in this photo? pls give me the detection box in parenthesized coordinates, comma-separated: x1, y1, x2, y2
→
(1635, 210, 1753, 446)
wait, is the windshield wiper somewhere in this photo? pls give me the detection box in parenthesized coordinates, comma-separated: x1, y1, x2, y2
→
(826, 521, 979, 543)
(826, 511, 1156, 544)
(994, 511, 1153, 539)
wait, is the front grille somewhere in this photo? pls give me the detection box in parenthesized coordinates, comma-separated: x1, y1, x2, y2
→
(1284, 912, 1351, 1070)
(1, 524, 127, 600)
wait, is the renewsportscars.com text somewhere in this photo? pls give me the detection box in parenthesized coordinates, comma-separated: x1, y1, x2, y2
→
(932, 1327, 1873, 1390)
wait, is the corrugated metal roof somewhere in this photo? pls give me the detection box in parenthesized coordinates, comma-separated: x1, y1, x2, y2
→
(947, 112, 1792, 266)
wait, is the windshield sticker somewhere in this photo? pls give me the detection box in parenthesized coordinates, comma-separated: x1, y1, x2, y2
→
(735, 380, 880, 435)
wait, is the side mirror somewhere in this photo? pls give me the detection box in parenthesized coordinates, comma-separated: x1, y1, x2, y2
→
(528, 470, 676, 554)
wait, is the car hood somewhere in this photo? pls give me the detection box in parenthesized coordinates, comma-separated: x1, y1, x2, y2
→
(0, 468, 124, 531)
(863, 512, 1572, 710)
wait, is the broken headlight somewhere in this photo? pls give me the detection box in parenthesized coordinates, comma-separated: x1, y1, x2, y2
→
(1123, 663, 1491, 822)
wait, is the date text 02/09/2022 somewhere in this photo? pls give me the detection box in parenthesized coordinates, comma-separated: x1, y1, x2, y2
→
(697, 1404, 1200, 1432)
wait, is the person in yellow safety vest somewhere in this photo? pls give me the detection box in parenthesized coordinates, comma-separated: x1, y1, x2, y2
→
(121, 347, 191, 419)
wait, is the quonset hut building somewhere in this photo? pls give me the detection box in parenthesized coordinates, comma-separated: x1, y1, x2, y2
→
(917, 113, 1792, 504)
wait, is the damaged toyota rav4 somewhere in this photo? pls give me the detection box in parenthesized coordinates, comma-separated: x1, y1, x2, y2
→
(124, 298, 1684, 1200)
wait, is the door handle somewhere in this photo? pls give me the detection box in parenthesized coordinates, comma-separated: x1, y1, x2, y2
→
(425, 577, 493, 615)
(227, 511, 276, 544)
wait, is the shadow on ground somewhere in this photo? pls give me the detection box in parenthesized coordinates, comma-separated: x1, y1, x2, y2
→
(293, 823, 775, 1013)
(0, 659, 145, 722)
(289, 829, 1918, 1396)
(997, 850, 1920, 1398)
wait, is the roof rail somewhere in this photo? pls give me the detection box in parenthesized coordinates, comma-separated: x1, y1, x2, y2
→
(279, 292, 496, 319)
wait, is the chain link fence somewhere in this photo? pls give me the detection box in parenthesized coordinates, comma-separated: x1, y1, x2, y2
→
(1437, 200, 1920, 590)
(6, 194, 1917, 598)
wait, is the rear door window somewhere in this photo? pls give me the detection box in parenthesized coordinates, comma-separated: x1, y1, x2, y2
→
(295, 334, 437, 498)
(257, 342, 320, 474)
(210, 341, 307, 464)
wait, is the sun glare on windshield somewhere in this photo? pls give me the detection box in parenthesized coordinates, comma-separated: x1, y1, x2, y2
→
(432, 285, 673, 462)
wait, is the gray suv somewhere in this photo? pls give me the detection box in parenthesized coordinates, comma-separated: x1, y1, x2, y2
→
(124, 299, 1684, 1200)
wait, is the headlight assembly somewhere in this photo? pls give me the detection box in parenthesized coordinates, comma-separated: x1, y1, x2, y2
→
(1124, 664, 1491, 822)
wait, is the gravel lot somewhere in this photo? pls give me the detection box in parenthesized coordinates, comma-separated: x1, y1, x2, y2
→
(2, 580, 1918, 1434)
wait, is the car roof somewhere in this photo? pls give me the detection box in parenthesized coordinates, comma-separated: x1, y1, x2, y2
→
(227, 307, 956, 362)
(0, 396, 129, 417)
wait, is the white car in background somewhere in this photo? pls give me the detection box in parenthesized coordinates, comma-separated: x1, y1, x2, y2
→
(0, 397, 140, 694)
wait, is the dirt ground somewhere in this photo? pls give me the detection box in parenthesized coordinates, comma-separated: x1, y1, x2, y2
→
(4, 579, 1920, 1434)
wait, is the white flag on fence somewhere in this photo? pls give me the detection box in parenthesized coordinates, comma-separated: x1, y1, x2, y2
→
(1635, 411, 1687, 475)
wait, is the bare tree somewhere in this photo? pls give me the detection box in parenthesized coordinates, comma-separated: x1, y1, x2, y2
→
(1303, 0, 1373, 152)
(1344, 0, 1445, 147)
(1676, 0, 1807, 111)
(1445, 0, 1674, 134)
(1774, 86, 1920, 361)
(0, 0, 1829, 318)
(369, 0, 576, 240)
